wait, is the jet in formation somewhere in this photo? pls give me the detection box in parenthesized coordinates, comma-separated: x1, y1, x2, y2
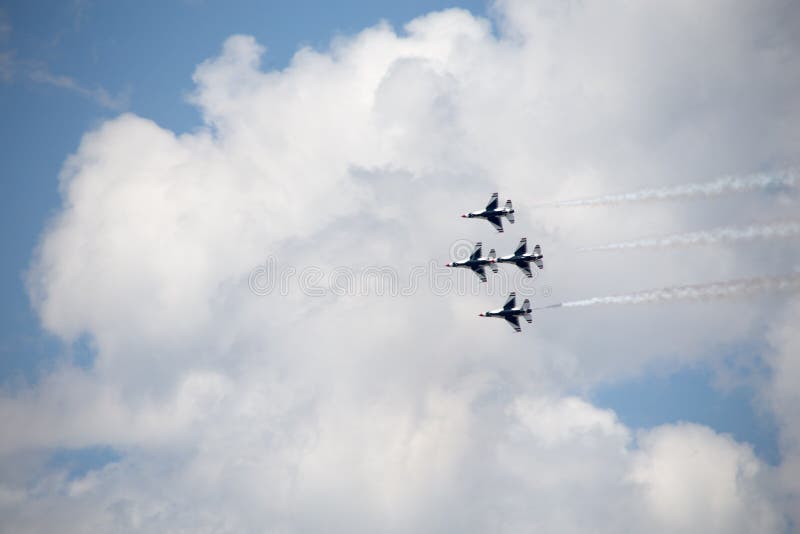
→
(446, 241, 497, 282)
(462, 192, 514, 233)
(496, 238, 544, 278)
(479, 292, 532, 332)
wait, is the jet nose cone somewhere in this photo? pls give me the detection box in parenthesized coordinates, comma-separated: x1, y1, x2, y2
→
(461, 214, 467, 218)
(479, 313, 485, 317)
(445, 263, 451, 267)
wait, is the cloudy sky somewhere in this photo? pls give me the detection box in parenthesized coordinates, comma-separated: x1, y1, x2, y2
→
(2, 0, 800, 532)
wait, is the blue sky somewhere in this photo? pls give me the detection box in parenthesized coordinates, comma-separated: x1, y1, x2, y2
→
(1, 1, 798, 531)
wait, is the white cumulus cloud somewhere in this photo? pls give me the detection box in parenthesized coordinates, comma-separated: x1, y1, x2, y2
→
(3, 0, 800, 532)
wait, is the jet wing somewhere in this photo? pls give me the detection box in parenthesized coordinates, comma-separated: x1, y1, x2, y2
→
(516, 261, 533, 278)
(470, 242, 483, 261)
(503, 292, 516, 310)
(504, 315, 521, 332)
(485, 192, 499, 211)
(471, 265, 487, 282)
(515, 238, 527, 255)
(487, 215, 504, 233)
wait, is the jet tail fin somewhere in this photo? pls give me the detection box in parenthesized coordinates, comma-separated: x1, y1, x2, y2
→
(523, 298, 532, 323)
(489, 248, 498, 272)
(533, 245, 543, 269)
(505, 200, 515, 223)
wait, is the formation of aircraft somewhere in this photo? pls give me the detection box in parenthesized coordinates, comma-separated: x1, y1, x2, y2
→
(446, 242, 497, 282)
(462, 192, 515, 233)
(451, 192, 546, 332)
(447, 238, 544, 282)
(479, 292, 532, 332)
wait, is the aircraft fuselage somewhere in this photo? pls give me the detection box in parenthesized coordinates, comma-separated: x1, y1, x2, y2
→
(497, 252, 542, 264)
(466, 208, 513, 219)
(449, 258, 494, 269)
(483, 307, 525, 318)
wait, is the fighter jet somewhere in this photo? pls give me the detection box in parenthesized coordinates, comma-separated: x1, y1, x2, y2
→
(479, 292, 532, 332)
(461, 192, 514, 233)
(496, 238, 544, 278)
(446, 241, 497, 282)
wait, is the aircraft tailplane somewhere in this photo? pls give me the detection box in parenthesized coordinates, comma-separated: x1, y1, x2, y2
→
(505, 200, 515, 223)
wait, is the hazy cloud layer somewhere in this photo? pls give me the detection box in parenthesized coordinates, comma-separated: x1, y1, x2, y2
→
(0, 8, 12, 81)
(0, 8, 10, 42)
(0, 8, 127, 109)
(27, 66, 130, 110)
(765, 301, 800, 526)
(3, 0, 800, 531)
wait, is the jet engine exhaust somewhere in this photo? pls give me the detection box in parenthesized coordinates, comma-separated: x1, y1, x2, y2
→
(534, 272, 800, 310)
(538, 169, 798, 208)
(579, 220, 800, 252)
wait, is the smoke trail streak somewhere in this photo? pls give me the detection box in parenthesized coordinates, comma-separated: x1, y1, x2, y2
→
(534, 303, 563, 310)
(544, 169, 798, 207)
(579, 220, 800, 252)
(534, 273, 800, 310)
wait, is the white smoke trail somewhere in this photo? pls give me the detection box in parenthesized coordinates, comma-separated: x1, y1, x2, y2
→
(546, 169, 798, 207)
(580, 220, 800, 251)
(535, 273, 800, 310)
